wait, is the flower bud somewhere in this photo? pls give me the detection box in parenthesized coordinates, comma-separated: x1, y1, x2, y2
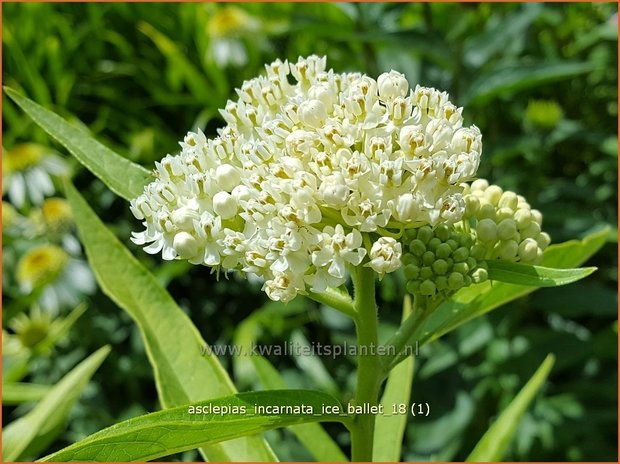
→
(417, 226, 433, 244)
(173, 232, 200, 259)
(471, 267, 488, 284)
(518, 238, 539, 262)
(409, 239, 426, 256)
(404, 264, 420, 280)
(453, 262, 469, 275)
(432, 259, 448, 275)
(497, 218, 517, 240)
(231, 185, 251, 202)
(420, 266, 434, 280)
(497, 240, 519, 260)
(298, 99, 327, 128)
(448, 272, 464, 290)
(514, 208, 532, 229)
(215, 164, 241, 191)
(477, 219, 497, 242)
(422, 251, 435, 266)
(420, 279, 437, 296)
(453, 247, 469, 262)
(471, 178, 489, 191)
(377, 70, 409, 100)
(498, 191, 518, 210)
(537, 232, 551, 249)
(213, 191, 238, 219)
(436, 242, 452, 259)
(394, 193, 419, 222)
(485, 185, 503, 205)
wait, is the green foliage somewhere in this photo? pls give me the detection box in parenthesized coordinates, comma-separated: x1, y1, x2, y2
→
(485, 261, 596, 287)
(373, 296, 415, 461)
(5, 87, 151, 201)
(41, 390, 346, 462)
(65, 181, 276, 461)
(467, 354, 555, 461)
(3, 2, 616, 461)
(2, 346, 110, 461)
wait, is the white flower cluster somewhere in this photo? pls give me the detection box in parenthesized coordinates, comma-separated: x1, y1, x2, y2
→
(130, 56, 482, 301)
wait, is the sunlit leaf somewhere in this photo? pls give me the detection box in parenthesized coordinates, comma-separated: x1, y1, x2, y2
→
(40, 390, 346, 462)
(4, 87, 151, 201)
(2, 346, 110, 461)
(466, 354, 555, 461)
(65, 182, 277, 461)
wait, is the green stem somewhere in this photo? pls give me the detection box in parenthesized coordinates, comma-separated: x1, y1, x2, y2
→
(381, 294, 435, 374)
(350, 266, 381, 462)
(306, 287, 356, 318)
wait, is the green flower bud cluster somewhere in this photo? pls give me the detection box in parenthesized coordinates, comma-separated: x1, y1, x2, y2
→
(401, 224, 488, 297)
(463, 179, 550, 264)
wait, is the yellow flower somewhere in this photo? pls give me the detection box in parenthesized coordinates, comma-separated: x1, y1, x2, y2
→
(40, 197, 73, 233)
(16, 244, 69, 291)
(2, 201, 18, 228)
(9, 309, 53, 349)
(526, 100, 563, 129)
(3, 143, 45, 174)
(207, 6, 256, 38)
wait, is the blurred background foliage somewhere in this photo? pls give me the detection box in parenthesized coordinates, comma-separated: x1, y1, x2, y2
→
(2, 2, 617, 461)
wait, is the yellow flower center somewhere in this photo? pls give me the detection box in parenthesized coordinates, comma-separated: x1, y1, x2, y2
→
(41, 198, 73, 231)
(16, 244, 68, 290)
(4, 144, 46, 173)
(207, 6, 253, 38)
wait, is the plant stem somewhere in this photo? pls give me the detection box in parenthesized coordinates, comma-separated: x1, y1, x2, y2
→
(381, 295, 441, 374)
(350, 266, 381, 462)
(306, 287, 356, 318)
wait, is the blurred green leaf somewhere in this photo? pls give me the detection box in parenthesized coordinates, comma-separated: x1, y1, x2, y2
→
(2, 346, 110, 461)
(373, 295, 415, 461)
(65, 182, 277, 462)
(40, 390, 346, 462)
(486, 261, 596, 287)
(467, 354, 555, 461)
(252, 356, 348, 462)
(463, 61, 595, 105)
(2, 382, 52, 405)
(4, 87, 151, 201)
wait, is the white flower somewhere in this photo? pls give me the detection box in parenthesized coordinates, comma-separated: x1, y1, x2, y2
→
(131, 56, 483, 301)
(307, 225, 366, 292)
(3, 144, 67, 208)
(366, 237, 402, 277)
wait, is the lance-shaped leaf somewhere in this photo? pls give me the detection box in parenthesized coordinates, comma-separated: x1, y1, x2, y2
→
(467, 354, 555, 461)
(252, 356, 349, 462)
(65, 182, 276, 461)
(373, 295, 415, 461)
(4, 87, 151, 201)
(2, 346, 110, 461)
(486, 261, 596, 287)
(40, 390, 347, 462)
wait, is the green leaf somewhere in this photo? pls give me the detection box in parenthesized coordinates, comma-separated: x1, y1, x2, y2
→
(40, 390, 347, 462)
(486, 261, 596, 287)
(64, 182, 276, 461)
(252, 356, 349, 462)
(2, 383, 52, 405)
(466, 354, 555, 462)
(3, 87, 151, 201)
(423, 228, 608, 345)
(2, 346, 110, 461)
(373, 295, 415, 462)
(386, 228, 608, 369)
(463, 61, 595, 105)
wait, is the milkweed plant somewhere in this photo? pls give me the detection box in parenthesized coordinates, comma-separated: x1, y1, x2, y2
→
(4, 56, 602, 462)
